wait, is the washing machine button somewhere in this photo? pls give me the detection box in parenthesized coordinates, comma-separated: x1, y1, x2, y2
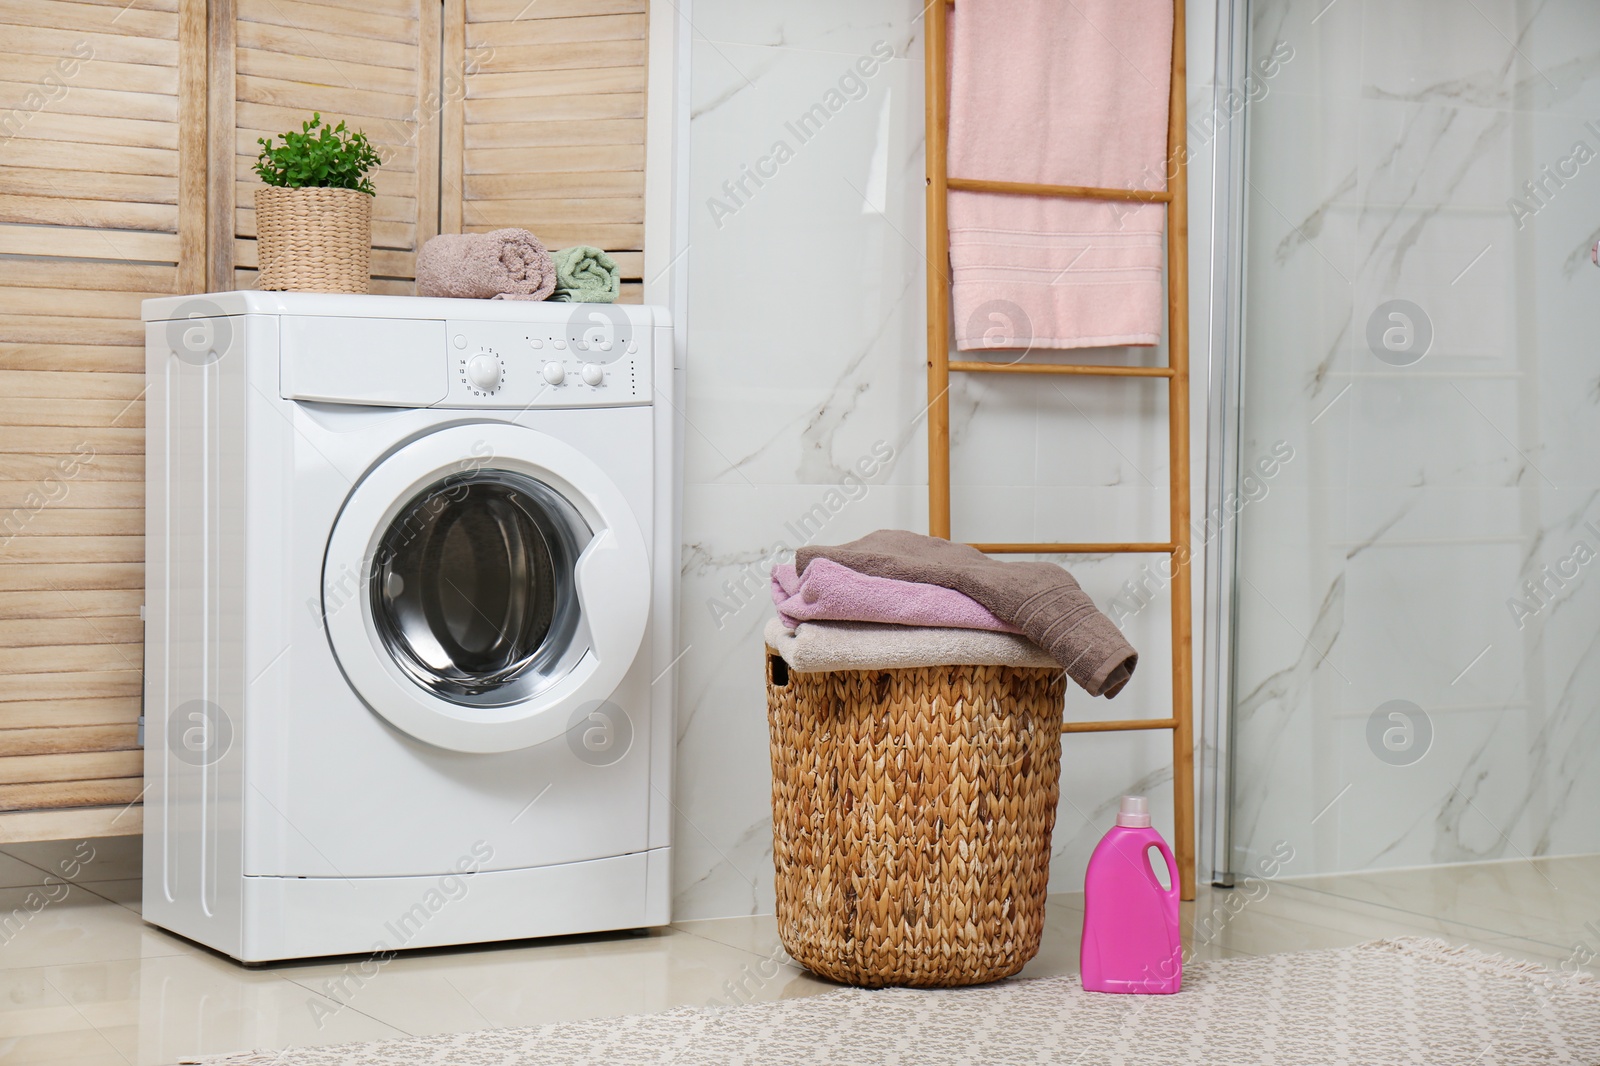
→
(580, 363, 604, 386)
(542, 361, 566, 385)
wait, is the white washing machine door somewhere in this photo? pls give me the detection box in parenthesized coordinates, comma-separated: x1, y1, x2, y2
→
(322, 423, 649, 753)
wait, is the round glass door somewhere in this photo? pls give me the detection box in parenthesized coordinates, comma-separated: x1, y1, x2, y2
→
(370, 471, 591, 705)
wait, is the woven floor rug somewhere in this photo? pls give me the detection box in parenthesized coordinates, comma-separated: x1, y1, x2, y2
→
(199, 939, 1600, 1065)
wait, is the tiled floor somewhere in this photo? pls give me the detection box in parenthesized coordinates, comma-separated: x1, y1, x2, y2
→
(0, 836, 1594, 1065)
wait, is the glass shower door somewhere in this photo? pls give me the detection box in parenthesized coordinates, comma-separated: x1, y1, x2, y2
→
(1225, 0, 1600, 885)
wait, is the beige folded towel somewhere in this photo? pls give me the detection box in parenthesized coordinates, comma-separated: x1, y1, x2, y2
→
(764, 618, 1058, 674)
(415, 228, 556, 302)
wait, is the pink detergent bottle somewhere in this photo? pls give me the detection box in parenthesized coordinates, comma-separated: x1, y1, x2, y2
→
(1080, 795, 1182, 994)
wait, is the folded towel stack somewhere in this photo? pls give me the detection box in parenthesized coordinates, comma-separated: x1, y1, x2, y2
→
(769, 529, 1138, 698)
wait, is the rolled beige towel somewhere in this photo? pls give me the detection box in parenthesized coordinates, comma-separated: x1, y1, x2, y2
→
(416, 229, 556, 301)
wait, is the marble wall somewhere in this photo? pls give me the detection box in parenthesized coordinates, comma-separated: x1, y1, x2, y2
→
(672, 1, 1219, 919)
(1229, 0, 1600, 878)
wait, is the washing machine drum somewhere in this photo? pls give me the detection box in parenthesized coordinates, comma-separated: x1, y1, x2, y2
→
(323, 424, 650, 753)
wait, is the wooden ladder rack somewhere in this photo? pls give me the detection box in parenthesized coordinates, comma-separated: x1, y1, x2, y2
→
(924, 0, 1195, 900)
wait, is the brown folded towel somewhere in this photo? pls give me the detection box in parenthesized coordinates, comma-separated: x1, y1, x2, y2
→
(796, 529, 1138, 698)
(415, 228, 556, 301)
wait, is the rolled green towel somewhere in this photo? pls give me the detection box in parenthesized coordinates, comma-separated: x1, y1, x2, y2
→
(549, 245, 620, 303)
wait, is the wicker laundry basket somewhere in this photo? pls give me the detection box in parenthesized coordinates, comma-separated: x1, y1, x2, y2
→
(765, 648, 1065, 988)
(254, 186, 372, 294)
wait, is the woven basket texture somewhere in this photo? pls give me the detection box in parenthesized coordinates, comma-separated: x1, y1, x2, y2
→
(765, 650, 1064, 988)
(254, 186, 372, 294)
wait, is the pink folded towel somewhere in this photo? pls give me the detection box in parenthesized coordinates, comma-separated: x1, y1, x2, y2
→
(771, 558, 1018, 633)
(947, 0, 1174, 350)
(415, 228, 556, 302)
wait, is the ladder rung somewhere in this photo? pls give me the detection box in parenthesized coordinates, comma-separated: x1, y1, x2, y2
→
(972, 542, 1176, 554)
(949, 360, 1175, 378)
(947, 177, 1172, 204)
(1062, 717, 1178, 734)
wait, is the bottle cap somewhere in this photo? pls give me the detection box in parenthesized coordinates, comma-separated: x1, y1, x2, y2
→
(1116, 795, 1151, 828)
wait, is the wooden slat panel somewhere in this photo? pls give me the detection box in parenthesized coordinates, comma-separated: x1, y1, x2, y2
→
(0, 669, 142, 701)
(0, 428, 143, 455)
(0, 619, 143, 647)
(0, 194, 178, 231)
(0, 371, 145, 400)
(236, 0, 419, 45)
(0, 261, 174, 294)
(465, 93, 643, 123)
(468, 0, 643, 19)
(0, 751, 143, 784)
(464, 144, 643, 175)
(0, 80, 177, 122)
(0, 806, 141, 843)
(1, 165, 178, 206)
(0, 483, 144, 510)
(466, 198, 644, 226)
(0, 644, 140, 675)
(0, 140, 178, 177)
(476, 40, 646, 73)
(0, 0, 177, 40)
(463, 169, 644, 201)
(0, 590, 142, 618)
(236, 47, 421, 96)
(0, 564, 142, 592)
(0, 697, 141, 730)
(0, 457, 141, 485)
(0, 724, 138, 758)
(0, 225, 180, 262)
(0, 53, 177, 95)
(0, 109, 178, 149)
(463, 118, 644, 149)
(0, 779, 143, 812)
(466, 67, 645, 99)
(46, 0, 176, 13)
(0, 316, 145, 347)
(1, 509, 144, 536)
(466, 12, 645, 48)
(0, 289, 156, 321)
(0, 25, 177, 67)
(0, 344, 148, 373)
(234, 18, 415, 69)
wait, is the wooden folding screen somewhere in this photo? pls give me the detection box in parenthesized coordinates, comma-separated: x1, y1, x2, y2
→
(924, 0, 1197, 898)
(0, 0, 651, 841)
(0, 0, 209, 841)
(442, 0, 647, 302)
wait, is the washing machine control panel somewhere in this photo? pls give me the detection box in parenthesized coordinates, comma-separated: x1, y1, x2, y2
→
(440, 317, 650, 409)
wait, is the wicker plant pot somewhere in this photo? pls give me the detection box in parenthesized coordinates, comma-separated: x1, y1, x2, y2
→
(765, 650, 1065, 988)
(254, 186, 372, 294)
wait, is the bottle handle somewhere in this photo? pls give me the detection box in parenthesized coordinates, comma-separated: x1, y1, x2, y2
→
(1147, 836, 1179, 901)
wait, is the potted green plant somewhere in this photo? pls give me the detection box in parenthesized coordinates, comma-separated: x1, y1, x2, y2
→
(253, 113, 382, 294)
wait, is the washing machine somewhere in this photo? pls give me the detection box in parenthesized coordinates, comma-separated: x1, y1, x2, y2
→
(140, 291, 677, 962)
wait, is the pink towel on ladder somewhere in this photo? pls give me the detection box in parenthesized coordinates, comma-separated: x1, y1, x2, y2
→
(946, 0, 1174, 350)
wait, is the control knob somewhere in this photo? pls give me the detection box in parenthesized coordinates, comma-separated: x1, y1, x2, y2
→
(466, 353, 501, 392)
